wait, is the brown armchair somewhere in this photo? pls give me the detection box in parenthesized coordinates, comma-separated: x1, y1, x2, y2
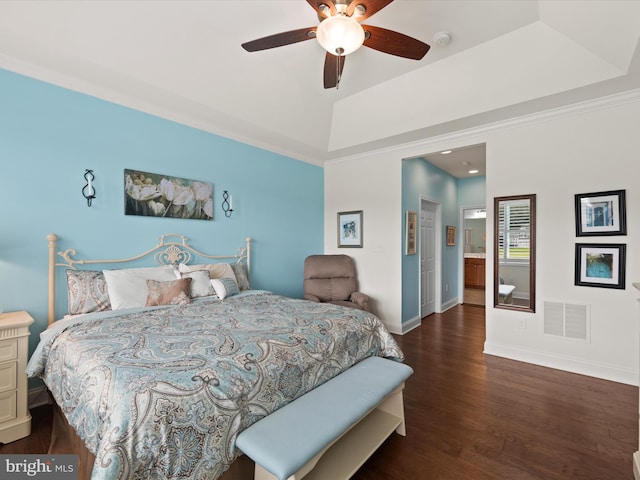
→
(303, 254, 370, 311)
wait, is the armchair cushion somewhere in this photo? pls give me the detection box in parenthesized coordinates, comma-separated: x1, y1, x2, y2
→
(349, 292, 370, 311)
(303, 255, 370, 311)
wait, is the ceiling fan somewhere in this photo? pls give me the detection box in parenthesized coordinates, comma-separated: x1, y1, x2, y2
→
(241, 0, 430, 89)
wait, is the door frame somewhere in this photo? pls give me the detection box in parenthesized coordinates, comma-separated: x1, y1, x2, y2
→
(420, 195, 442, 315)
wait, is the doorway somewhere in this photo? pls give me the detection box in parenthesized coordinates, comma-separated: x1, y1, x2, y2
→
(420, 197, 441, 317)
(460, 207, 486, 306)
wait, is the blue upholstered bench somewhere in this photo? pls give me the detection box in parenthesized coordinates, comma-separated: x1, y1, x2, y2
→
(498, 284, 516, 304)
(235, 356, 413, 480)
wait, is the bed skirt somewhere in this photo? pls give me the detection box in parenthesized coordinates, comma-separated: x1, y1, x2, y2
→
(48, 396, 95, 480)
(47, 394, 254, 480)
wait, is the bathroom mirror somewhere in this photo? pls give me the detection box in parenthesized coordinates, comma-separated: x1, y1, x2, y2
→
(494, 194, 536, 312)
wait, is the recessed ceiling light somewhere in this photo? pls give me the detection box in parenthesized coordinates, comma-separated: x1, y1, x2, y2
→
(440, 150, 452, 155)
(469, 169, 479, 174)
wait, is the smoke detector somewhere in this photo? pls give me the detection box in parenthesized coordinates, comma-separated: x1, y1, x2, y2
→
(433, 32, 451, 47)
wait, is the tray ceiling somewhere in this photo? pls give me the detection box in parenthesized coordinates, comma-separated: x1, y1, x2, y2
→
(0, 1, 638, 168)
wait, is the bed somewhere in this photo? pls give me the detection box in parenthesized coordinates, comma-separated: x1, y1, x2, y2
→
(27, 233, 406, 480)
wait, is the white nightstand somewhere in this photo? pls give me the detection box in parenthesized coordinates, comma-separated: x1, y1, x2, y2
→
(0, 311, 34, 444)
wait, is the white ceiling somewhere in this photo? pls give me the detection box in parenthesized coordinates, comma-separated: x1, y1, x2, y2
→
(421, 143, 487, 179)
(0, 0, 639, 176)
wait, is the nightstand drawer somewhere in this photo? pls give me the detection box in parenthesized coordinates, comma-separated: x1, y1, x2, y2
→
(0, 390, 16, 423)
(0, 339, 17, 362)
(0, 312, 32, 443)
(0, 362, 17, 393)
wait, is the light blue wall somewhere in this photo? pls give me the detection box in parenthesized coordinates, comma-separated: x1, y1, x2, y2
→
(0, 69, 323, 356)
(401, 158, 459, 323)
(458, 176, 486, 207)
(459, 176, 487, 253)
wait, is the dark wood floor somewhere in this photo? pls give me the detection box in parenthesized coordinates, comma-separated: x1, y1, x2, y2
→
(354, 304, 638, 480)
(2, 304, 637, 479)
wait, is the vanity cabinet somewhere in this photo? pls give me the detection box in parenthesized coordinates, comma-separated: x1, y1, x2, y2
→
(464, 258, 485, 288)
(0, 311, 33, 444)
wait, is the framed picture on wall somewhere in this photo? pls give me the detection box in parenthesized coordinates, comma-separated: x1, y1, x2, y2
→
(405, 211, 417, 255)
(446, 225, 456, 246)
(338, 210, 363, 248)
(574, 243, 626, 289)
(574, 189, 626, 236)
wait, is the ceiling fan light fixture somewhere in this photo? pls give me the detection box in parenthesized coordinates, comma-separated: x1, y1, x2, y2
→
(316, 15, 365, 56)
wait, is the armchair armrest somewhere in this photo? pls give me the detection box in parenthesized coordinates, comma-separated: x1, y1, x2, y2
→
(304, 294, 321, 303)
(349, 292, 370, 311)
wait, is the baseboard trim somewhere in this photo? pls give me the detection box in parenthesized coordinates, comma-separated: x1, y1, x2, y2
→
(400, 299, 462, 334)
(441, 298, 459, 312)
(484, 341, 638, 386)
(402, 316, 421, 335)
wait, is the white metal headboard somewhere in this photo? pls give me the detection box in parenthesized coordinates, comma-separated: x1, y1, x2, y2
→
(47, 233, 251, 325)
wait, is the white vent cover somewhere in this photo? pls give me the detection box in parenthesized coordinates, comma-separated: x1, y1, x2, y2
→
(543, 301, 590, 342)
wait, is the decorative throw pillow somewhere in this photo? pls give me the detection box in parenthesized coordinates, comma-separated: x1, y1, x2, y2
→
(146, 278, 192, 306)
(231, 262, 250, 291)
(178, 270, 216, 298)
(179, 262, 237, 282)
(66, 270, 111, 315)
(210, 277, 240, 300)
(103, 265, 177, 310)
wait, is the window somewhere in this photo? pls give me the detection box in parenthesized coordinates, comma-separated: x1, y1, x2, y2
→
(497, 200, 530, 263)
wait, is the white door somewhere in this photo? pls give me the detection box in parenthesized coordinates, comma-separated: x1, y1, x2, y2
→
(421, 200, 437, 317)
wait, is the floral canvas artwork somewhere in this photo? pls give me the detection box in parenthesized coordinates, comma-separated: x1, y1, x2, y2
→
(125, 169, 213, 220)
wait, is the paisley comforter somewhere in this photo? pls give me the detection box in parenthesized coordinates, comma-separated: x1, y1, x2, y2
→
(27, 291, 404, 480)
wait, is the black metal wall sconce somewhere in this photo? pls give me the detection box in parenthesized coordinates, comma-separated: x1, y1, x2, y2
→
(82, 169, 96, 207)
(222, 190, 234, 218)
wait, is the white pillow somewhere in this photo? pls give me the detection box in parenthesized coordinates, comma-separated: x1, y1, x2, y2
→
(178, 270, 216, 298)
(103, 265, 177, 310)
(178, 263, 237, 282)
(210, 277, 240, 299)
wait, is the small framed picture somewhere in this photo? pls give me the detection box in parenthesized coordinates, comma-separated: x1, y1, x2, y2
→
(337, 210, 363, 248)
(574, 190, 626, 236)
(574, 243, 626, 289)
(446, 225, 456, 246)
(405, 211, 417, 255)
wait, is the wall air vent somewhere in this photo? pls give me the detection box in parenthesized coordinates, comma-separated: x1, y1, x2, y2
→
(543, 301, 590, 342)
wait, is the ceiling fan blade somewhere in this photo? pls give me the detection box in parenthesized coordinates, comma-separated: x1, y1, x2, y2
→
(242, 27, 317, 52)
(306, 0, 336, 18)
(363, 25, 430, 60)
(347, 0, 394, 21)
(323, 52, 346, 89)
